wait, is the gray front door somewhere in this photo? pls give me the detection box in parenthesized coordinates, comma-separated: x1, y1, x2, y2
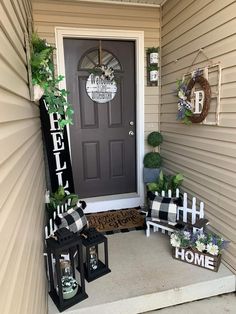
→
(64, 39, 136, 198)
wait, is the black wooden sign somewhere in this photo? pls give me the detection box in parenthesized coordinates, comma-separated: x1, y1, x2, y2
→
(40, 98, 74, 193)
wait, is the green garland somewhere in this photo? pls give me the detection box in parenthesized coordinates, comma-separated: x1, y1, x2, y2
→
(30, 33, 74, 129)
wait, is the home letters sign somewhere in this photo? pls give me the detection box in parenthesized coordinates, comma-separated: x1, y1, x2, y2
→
(40, 98, 74, 194)
(172, 247, 221, 272)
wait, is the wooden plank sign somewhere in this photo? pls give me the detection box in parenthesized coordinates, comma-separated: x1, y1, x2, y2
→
(40, 98, 75, 194)
(172, 247, 221, 272)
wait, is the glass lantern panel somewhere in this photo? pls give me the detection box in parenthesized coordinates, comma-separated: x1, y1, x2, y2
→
(89, 246, 98, 271)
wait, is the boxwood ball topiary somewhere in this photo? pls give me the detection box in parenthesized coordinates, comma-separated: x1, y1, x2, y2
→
(144, 152, 162, 168)
(147, 132, 163, 148)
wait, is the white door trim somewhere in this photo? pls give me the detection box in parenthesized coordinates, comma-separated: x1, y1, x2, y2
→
(55, 27, 144, 212)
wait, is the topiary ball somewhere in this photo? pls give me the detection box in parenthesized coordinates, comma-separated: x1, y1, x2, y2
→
(143, 152, 162, 168)
(147, 132, 163, 148)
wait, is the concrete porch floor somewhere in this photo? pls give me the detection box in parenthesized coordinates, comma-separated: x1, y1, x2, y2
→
(48, 230, 235, 314)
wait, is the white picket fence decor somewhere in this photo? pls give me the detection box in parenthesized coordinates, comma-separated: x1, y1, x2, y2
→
(146, 188, 206, 237)
(45, 189, 206, 239)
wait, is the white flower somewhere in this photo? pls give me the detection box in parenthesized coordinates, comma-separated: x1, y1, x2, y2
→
(178, 90, 187, 100)
(206, 243, 219, 256)
(183, 231, 191, 240)
(170, 234, 181, 248)
(197, 233, 206, 241)
(196, 241, 205, 252)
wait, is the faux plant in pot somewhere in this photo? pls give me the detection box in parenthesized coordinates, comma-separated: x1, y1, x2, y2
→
(30, 32, 74, 129)
(148, 64, 159, 82)
(147, 170, 184, 195)
(147, 47, 159, 64)
(46, 186, 79, 219)
(143, 131, 163, 184)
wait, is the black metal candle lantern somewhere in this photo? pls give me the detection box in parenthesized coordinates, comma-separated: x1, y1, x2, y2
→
(81, 228, 111, 282)
(46, 228, 88, 312)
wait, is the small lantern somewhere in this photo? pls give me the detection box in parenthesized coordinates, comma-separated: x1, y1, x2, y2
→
(80, 228, 111, 282)
(46, 228, 88, 312)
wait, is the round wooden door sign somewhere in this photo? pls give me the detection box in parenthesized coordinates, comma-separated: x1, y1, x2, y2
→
(86, 73, 117, 104)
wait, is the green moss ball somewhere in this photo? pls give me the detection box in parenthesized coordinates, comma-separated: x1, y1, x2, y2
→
(147, 132, 163, 148)
(143, 152, 162, 168)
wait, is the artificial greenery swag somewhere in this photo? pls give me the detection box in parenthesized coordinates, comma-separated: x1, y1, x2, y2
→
(30, 33, 74, 129)
(146, 47, 159, 54)
(176, 77, 193, 125)
(89, 64, 115, 81)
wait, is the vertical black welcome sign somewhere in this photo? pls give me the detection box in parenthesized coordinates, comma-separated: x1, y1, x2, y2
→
(40, 98, 74, 193)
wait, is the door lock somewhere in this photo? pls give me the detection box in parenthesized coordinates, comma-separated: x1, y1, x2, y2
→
(129, 121, 134, 126)
(129, 131, 135, 136)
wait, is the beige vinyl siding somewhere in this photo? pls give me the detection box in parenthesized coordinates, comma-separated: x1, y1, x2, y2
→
(0, 1, 47, 314)
(32, 0, 160, 150)
(161, 0, 236, 271)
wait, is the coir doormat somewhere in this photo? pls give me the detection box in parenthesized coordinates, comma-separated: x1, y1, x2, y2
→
(86, 208, 146, 234)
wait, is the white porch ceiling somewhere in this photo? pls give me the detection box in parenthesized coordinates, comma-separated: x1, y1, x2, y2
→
(77, 0, 164, 6)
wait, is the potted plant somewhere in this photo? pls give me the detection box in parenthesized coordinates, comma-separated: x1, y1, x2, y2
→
(46, 186, 79, 219)
(147, 170, 184, 195)
(143, 131, 163, 183)
(147, 47, 159, 64)
(148, 64, 159, 82)
(170, 230, 226, 272)
(30, 32, 74, 129)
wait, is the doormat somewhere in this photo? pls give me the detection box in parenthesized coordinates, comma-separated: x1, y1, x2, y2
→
(86, 208, 146, 235)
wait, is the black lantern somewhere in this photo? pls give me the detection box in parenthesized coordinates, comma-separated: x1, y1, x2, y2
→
(46, 228, 88, 312)
(80, 228, 111, 282)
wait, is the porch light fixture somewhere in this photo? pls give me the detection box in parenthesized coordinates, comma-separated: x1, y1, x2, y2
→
(46, 228, 88, 312)
(80, 228, 111, 282)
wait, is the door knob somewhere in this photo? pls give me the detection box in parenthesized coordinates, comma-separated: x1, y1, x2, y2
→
(129, 131, 135, 136)
(129, 121, 134, 126)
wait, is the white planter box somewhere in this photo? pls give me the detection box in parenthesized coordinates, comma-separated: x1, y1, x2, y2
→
(172, 247, 221, 272)
(33, 84, 44, 102)
(150, 52, 158, 64)
(149, 70, 158, 82)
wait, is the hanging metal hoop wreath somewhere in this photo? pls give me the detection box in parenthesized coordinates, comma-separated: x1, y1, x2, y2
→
(187, 76, 211, 123)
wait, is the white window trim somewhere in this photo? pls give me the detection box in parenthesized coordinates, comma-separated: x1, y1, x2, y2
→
(55, 27, 145, 212)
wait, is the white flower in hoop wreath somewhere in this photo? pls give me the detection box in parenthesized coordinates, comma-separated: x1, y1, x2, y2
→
(86, 65, 117, 104)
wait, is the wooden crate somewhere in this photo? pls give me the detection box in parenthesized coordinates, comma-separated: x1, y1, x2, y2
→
(172, 247, 221, 272)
